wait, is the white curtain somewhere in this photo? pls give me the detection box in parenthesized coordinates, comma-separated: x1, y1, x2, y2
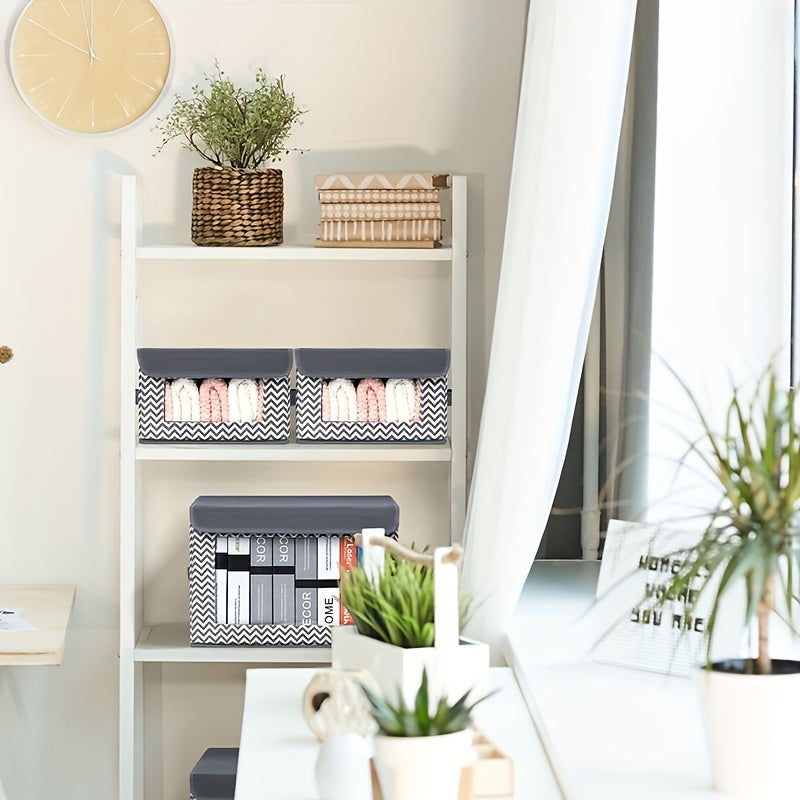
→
(461, 0, 638, 657)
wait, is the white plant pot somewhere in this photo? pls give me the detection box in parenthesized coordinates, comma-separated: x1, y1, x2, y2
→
(331, 625, 490, 708)
(373, 728, 473, 800)
(315, 731, 373, 800)
(693, 659, 800, 799)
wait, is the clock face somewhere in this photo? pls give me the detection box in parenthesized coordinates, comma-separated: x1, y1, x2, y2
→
(10, 0, 171, 135)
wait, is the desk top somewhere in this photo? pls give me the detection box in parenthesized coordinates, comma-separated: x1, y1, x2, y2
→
(0, 584, 75, 665)
(505, 560, 726, 800)
(235, 666, 564, 800)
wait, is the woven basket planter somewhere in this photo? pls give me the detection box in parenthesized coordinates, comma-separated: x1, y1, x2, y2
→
(191, 166, 284, 246)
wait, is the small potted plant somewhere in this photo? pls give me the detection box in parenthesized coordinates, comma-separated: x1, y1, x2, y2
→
(363, 667, 491, 800)
(153, 62, 305, 247)
(333, 532, 489, 710)
(649, 363, 800, 799)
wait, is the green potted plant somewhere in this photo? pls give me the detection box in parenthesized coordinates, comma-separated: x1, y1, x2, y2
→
(153, 62, 305, 247)
(333, 532, 489, 712)
(649, 363, 800, 799)
(363, 667, 491, 800)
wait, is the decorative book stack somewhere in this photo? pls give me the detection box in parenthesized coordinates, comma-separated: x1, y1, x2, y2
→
(314, 173, 449, 248)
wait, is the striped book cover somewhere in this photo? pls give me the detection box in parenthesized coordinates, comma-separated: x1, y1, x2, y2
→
(318, 188, 441, 204)
(295, 536, 318, 627)
(315, 173, 449, 191)
(318, 218, 442, 243)
(250, 534, 272, 625)
(319, 202, 442, 221)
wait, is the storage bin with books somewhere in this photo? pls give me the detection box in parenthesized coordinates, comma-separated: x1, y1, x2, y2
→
(188, 495, 400, 646)
(137, 348, 292, 444)
(294, 348, 450, 444)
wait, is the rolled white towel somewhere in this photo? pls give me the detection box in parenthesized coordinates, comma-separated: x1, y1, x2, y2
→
(171, 378, 201, 421)
(385, 378, 417, 423)
(327, 378, 358, 422)
(229, 378, 260, 423)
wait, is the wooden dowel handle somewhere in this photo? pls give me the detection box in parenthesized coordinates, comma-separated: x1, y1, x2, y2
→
(354, 532, 463, 566)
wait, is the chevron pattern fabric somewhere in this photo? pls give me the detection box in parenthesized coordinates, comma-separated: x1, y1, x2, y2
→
(188, 529, 333, 647)
(295, 373, 448, 443)
(137, 373, 291, 443)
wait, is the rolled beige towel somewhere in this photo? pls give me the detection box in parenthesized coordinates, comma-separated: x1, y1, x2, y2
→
(171, 378, 201, 421)
(385, 378, 417, 423)
(327, 378, 358, 421)
(229, 378, 260, 423)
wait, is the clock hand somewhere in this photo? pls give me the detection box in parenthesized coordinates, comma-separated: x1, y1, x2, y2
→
(28, 18, 93, 58)
(78, 0, 97, 62)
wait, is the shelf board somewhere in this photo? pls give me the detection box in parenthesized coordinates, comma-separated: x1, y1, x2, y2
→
(134, 623, 332, 664)
(136, 243, 453, 262)
(135, 442, 451, 462)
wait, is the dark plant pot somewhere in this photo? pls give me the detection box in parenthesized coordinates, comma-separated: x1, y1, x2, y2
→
(709, 657, 800, 675)
(693, 658, 800, 798)
(191, 166, 283, 246)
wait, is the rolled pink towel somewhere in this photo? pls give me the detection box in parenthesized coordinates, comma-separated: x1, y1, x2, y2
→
(164, 380, 174, 421)
(356, 378, 387, 422)
(199, 378, 230, 422)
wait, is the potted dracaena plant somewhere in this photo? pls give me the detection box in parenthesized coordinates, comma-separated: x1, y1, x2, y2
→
(362, 666, 493, 800)
(646, 362, 800, 799)
(333, 532, 489, 712)
(153, 61, 305, 247)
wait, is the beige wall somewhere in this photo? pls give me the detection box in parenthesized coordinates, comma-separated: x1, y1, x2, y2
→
(0, 1, 525, 797)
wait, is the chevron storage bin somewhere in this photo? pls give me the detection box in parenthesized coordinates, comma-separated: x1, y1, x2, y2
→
(188, 494, 400, 646)
(294, 348, 450, 443)
(136, 348, 291, 444)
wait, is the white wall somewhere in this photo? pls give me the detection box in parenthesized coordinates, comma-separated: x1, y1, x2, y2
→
(0, 2, 526, 797)
(647, 0, 794, 523)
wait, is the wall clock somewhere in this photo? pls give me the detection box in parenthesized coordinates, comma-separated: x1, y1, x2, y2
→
(9, 0, 171, 135)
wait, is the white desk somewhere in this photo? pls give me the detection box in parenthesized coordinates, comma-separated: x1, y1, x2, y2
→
(0, 584, 75, 800)
(504, 561, 730, 800)
(235, 666, 564, 800)
(0, 584, 75, 665)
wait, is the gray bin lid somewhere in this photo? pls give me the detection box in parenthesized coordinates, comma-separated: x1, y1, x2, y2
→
(190, 495, 400, 534)
(294, 348, 449, 379)
(137, 348, 291, 379)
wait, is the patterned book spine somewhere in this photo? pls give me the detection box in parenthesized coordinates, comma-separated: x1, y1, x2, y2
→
(215, 536, 228, 624)
(295, 536, 318, 627)
(250, 534, 273, 625)
(317, 536, 341, 626)
(339, 535, 358, 625)
(227, 536, 250, 625)
(273, 536, 295, 626)
(318, 188, 441, 204)
(319, 218, 442, 243)
(315, 173, 449, 190)
(319, 202, 442, 221)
